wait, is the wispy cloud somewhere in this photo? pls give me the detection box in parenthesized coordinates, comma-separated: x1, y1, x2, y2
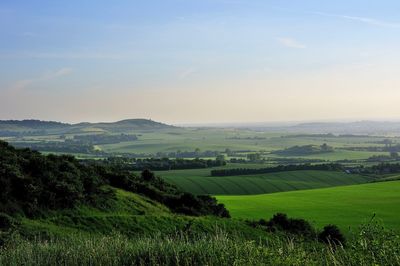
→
(27, 52, 123, 60)
(179, 67, 197, 80)
(0, 52, 123, 60)
(9, 68, 73, 92)
(276, 37, 306, 49)
(313, 12, 400, 28)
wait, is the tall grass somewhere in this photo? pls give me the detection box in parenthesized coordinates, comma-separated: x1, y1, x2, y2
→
(1, 223, 399, 266)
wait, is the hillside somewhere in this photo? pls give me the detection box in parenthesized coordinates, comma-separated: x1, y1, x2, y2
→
(240, 121, 400, 135)
(0, 140, 228, 219)
(217, 181, 400, 231)
(272, 144, 334, 156)
(0, 118, 175, 136)
(1, 141, 400, 265)
(0, 141, 277, 257)
(0, 119, 70, 133)
(159, 168, 372, 195)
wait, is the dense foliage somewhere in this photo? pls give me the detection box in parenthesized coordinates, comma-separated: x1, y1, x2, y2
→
(318, 224, 346, 246)
(248, 213, 317, 239)
(0, 140, 229, 218)
(347, 162, 400, 175)
(211, 163, 342, 177)
(103, 157, 226, 171)
(0, 141, 110, 216)
(273, 144, 334, 156)
(368, 163, 400, 174)
(11, 141, 97, 154)
(248, 213, 346, 248)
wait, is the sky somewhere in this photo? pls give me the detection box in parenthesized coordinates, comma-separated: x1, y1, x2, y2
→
(1, 0, 400, 124)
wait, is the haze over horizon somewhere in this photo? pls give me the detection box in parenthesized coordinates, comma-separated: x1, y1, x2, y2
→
(1, 0, 400, 124)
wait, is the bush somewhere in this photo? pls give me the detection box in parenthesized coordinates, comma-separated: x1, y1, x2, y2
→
(249, 213, 316, 238)
(0, 213, 18, 247)
(0, 213, 16, 231)
(318, 224, 346, 246)
(267, 213, 315, 238)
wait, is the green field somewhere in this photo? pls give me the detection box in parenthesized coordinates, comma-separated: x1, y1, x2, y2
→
(217, 181, 400, 231)
(4, 123, 395, 162)
(159, 169, 373, 195)
(97, 129, 391, 160)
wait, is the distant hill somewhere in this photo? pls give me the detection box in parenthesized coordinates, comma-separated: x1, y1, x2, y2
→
(0, 118, 175, 136)
(286, 121, 400, 135)
(225, 121, 400, 135)
(85, 119, 175, 132)
(0, 119, 70, 130)
(272, 144, 334, 156)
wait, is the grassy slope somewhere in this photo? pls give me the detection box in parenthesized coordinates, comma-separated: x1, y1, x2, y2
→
(159, 169, 373, 195)
(217, 181, 400, 231)
(20, 188, 170, 236)
(19, 188, 268, 240)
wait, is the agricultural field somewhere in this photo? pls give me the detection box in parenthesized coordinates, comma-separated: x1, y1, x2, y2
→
(2, 120, 398, 162)
(158, 168, 373, 195)
(217, 181, 400, 231)
(97, 129, 394, 160)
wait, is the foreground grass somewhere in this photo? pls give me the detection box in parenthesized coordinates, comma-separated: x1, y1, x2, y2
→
(217, 181, 400, 231)
(1, 223, 400, 266)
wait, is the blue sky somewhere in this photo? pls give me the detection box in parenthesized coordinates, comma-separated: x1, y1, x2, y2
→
(1, 0, 400, 123)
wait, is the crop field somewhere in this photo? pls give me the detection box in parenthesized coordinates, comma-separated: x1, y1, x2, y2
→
(98, 129, 386, 151)
(4, 124, 396, 162)
(158, 169, 373, 195)
(91, 129, 393, 162)
(217, 181, 400, 231)
(268, 150, 389, 161)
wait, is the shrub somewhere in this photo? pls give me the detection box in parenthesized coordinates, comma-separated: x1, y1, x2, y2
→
(0, 213, 18, 247)
(0, 213, 16, 231)
(267, 213, 315, 237)
(249, 213, 316, 238)
(318, 224, 346, 246)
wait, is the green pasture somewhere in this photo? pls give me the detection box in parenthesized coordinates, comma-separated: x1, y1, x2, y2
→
(95, 129, 390, 161)
(217, 181, 400, 231)
(158, 169, 372, 195)
(5, 127, 395, 162)
(268, 149, 389, 161)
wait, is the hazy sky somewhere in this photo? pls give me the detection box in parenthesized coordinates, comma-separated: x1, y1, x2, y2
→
(1, 0, 400, 124)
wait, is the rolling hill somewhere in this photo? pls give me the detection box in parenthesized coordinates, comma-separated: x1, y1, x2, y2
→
(159, 168, 373, 195)
(0, 118, 175, 136)
(1, 141, 400, 265)
(217, 181, 400, 231)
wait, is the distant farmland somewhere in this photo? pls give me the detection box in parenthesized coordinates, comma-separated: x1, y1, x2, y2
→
(159, 169, 373, 195)
(217, 181, 400, 231)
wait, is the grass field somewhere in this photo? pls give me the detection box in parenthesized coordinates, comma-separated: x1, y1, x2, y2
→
(269, 149, 389, 161)
(159, 169, 373, 195)
(217, 181, 400, 231)
(97, 129, 390, 160)
(5, 126, 394, 162)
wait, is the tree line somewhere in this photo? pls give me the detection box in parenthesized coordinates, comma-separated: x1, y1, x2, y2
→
(102, 157, 226, 171)
(210, 163, 343, 177)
